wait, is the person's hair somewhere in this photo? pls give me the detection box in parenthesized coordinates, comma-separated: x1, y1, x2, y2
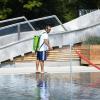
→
(45, 25, 51, 30)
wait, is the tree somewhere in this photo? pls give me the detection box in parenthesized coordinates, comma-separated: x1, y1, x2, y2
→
(22, 0, 43, 19)
(92, 0, 100, 8)
(0, 0, 43, 20)
(0, 0, 100, 21)
(0, 0, 12, 20)
(23, 0, 42, 10)
(41, 0, 78, 22)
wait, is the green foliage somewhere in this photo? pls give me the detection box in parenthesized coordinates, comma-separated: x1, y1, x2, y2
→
(23, 0, 42, 10)
(42, 0, 78, 22)
(0, 8, 12, 20)
(62, 7, 77, 22)
(84, 36, 100, 44)
(92, 0, 100, 8)
(0, 0, 100, 21)
(0, 0, 12, 20)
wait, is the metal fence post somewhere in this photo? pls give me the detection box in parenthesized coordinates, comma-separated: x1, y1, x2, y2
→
(17, 23, 20, 40)
(69, 44, 73, 100)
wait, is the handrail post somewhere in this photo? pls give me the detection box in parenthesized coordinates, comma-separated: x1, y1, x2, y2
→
(17, 23, 20, 40)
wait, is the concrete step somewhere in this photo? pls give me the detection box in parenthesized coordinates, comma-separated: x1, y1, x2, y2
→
(15, 58, 80, 62)
(14, 48, 80, 62)
(14, 61, 80, 67)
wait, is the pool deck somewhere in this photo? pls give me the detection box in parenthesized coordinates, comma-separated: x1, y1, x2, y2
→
(0, 62, 100, 75)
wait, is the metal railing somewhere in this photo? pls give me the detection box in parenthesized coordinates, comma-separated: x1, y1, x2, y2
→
(0, 20, 100, 62)
(0, 15, 67, 47)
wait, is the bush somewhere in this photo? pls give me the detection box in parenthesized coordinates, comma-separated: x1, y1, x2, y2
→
(84, 36, 100, 45)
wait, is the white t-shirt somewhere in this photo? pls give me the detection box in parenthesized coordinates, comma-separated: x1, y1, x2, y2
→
(39, 32, 49, 51)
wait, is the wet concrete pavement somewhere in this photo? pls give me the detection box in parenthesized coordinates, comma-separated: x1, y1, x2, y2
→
(0, 72, 100, 100)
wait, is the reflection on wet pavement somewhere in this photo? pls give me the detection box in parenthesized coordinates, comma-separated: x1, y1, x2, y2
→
(0, 72, 100, 100)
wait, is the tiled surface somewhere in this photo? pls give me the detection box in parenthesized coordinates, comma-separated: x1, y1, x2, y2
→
(0, 72, 100, 100)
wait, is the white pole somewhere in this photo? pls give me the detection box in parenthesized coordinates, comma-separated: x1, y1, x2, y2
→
(69, 43, 73, 100)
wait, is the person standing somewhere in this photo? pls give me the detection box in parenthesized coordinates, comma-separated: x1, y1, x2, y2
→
(36, 25, 52, 73)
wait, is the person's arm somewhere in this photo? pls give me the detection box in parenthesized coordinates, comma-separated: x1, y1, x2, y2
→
(44, 39, 52, 50)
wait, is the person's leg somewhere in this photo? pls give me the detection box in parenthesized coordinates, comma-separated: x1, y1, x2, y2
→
(38, 51, 47, 73)
(36, 51, 41, 73)
(36, 60, 40, 72)
(40, 60, 44, 73)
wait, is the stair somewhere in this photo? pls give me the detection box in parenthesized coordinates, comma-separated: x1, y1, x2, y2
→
(14, 47, 80, 62)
